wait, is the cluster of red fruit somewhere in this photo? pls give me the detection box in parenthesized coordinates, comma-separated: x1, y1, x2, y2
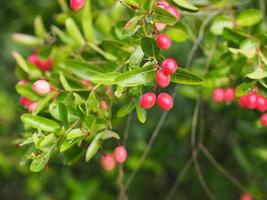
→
(100, 146, 127, 171)
(212, 87, 267, 128)
(140, 1, 181, 112)
(28, 54, 53, 71)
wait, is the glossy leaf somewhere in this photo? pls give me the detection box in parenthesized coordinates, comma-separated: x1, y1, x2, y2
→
(236, 9, 263, 27)
(141, 37, 160, 57)
(171, 68, 204, 85)
(172, 0, 199, 12)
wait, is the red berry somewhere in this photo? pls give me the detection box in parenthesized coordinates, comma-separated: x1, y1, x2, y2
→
(240, 193, 253, 200)
(157, 93, 173, 111)
(28, 54, 40, 65)
(256, 95, 267, 112)
(20, 97, 33, 107)
(162, 58, 178, 74)
(239, 96, 247, 108)
(32, 80, 51, 96)
(165, 6, 180, 20)
(156, 34, 171, 50)
(155, 70, 170, 88)
(260, 113, 267, 127)
(246, 92, 257, 109)
(140, 92, 156, 110)
(70, 0, 85, 11)
(114, 146, 127, 164)
(101, 154, 116, 171)
(28, 102, 38, 113)
(224, 88, 235, 103)
(212, 88, 224, 103)
(38, 59, 53, 71)
(157, 0, 169, 8)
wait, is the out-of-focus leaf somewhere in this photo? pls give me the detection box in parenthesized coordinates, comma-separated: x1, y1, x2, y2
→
(236, 9, 263, 27)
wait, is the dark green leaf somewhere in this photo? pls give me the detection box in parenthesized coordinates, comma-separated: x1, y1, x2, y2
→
(141, 37, 160, 57)
(171, 68, 204, 85)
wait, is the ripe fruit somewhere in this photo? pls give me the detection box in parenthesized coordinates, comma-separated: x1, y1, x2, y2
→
(38, 59, 53, 71)
(101, 154, 116, 171)
(155, 70, 170, 88)
(28, 54, 40, 65)
(239, 96, 247, 108)
(212, 88, 224, 103)
(157, 93, 173, 111)
(114, 146, 127, 164)
(165, 6, 180, 20)
(256, 95, 267, 112)
(246, 92, 257, 109)
(101, 100, 108, 112)
(240, 193, 253, 200)
(140, 92, 156, 110)
(20, 97, 33, 107)
(28, 102, 38, 113)
(260, 113, 267, 127)
(224, 88, 235, 103)
(162, 58, 178, 74)
(32, 80, 51, 96)
(157, 0, 169, 8)
(70, 0, 85, 11)
(156, 34, 171, 50)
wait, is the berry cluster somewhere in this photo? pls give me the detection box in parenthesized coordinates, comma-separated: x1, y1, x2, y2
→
(212, 87, 235, 103)
(100, 146, 127, 171)
(139, 1, 181, 112)
(28, 53, 53, 71)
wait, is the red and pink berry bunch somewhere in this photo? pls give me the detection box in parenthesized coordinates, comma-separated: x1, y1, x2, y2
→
(100, 146, 127, 171)
(28, 53, 53, 71)
(212, 87, 236, 103)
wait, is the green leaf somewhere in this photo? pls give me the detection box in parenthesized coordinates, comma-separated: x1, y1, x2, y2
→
(154, 7, 178, 26)
(115, 65, 156, 86)
(88, 91, 100, 112)
(82, 0, 96, 42)
(172, 0, 199, 12)
(136, 103, 147, 123)
(171, 68, 204, 85)
(49, 103, 69, 124)
(141, 37, 160, 57)
(66, 18, 85, 46)
(84, 115, 96, 132)
(21, 114, 60, 132)
(39, 133, 57, 148)
(33, 92, 56, 115)
(59, 72, 72, 91)
(30, 150, 52, 172)
(210, 15, 234, 36)
(246, 69, 267, 80)
(34, 16, 47, 38)
(66, 129, 84, 140)
(91, 72, 121, 85)
(16, 84, 41, 101)
(236, 9, 263, 27)
(60, 140, 77, 152)
(85, 130, 120, 162)
(117, 99, 136, 118)
(129, 46, 144, 68)
(235, 82, 253, 97)
(140, 0, 157, 11)
(121, 0, 140, 9)
(222, 28, 249, 44)
(165, 22, 189, 42)
(12, 33, 44, 47)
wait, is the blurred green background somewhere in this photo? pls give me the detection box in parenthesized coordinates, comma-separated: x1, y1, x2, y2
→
(1, 0, 267, 200)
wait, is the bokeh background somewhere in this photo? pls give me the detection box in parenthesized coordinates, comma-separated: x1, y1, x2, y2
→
(1, 0, 267, 200)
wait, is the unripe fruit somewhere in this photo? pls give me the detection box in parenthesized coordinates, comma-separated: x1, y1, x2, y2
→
(260, 113, 267, 127)
(28, 54, 40, 65)
(32, 80, 51, 96)
(256, 96, 267, 112)
(101, 100, 108, 112)
(101, 154, 116, 171)
(165, 6, 180, 20)
(38, 59, 53, 71)
(157, 0, 169, 8)
(240, 193, 253, 200)
(246, 92, 257, 110)
(155, 23, 167, 31)
(114, 146, 127, 164)
(20, 97, 33, 107)
(224, 88, 235, 103)
(212, 88, 224, 103)
(162, 58, 178, 74)
(157, 93, 173, 111)
(18, 80, 28, 85)
(28, 102, 38, 113)
(140, 92, 156, 110)
(155, 70, 170, 88)
(70, 0, 85, 11)
(156, 34, 171, 50)
(239, 96, 247, 108)
(81, 79, 93, 89)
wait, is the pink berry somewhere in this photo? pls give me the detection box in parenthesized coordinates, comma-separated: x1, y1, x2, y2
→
(20, 97, 33, 107)
(155, 70, 170, 88)
(70, 0, 85, 11)
(246, 92, 257, 110)
(101, 100, 108, 112)
(260, 113, 267, 127)
(157, 0, 169, 8)
(239, 96, 247, 108)
(101, 154, 116, 171)
(162, 58, 178, 74)
(157, 93, 173, 111)
(28, 54, 40, 65)
(165, 6, 180, 20)
(256, 95, 267, 112)
(38, 59, 53, 71)
(18, 80, 28, 85)
(114, 146, 127, 164)
(28, 102, 38, 113)
(224, 88, 235, 103)
(240, 193, 253, 200)
(81, 79, 93, 89)
(212, 88, 224, 103)
(156, 34, 171, 50)
(32, 80, 51, 96)
(140, 92, 156, 110)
